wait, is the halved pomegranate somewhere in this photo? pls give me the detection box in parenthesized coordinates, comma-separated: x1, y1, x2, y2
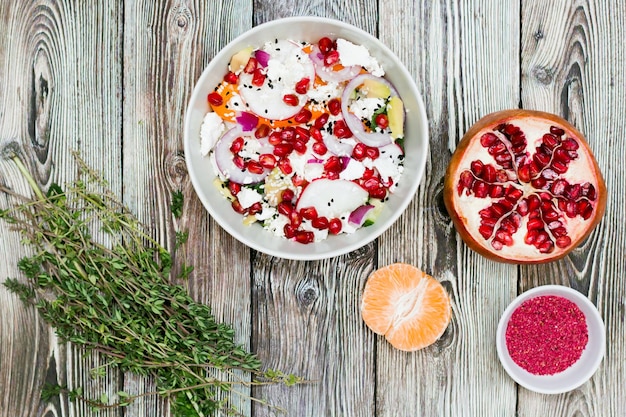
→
(444, 109, 606, 264)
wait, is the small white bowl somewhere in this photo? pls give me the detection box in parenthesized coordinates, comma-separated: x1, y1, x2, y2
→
(183, 17, 428, 261)
(496, 285, 605, 394)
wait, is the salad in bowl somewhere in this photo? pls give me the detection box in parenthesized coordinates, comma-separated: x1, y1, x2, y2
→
(184, 17, 428, 260)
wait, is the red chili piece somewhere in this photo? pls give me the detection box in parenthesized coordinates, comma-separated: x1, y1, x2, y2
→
(505, 295, 588, 375)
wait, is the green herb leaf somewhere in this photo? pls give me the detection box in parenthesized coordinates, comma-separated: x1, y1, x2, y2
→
(171, 190, 184, 219)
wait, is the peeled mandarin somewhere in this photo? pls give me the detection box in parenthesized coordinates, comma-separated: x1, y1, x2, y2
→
(361, 263, 451, 351)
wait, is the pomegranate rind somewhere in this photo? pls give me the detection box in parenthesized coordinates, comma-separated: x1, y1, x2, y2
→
(444, 109, 606, 264)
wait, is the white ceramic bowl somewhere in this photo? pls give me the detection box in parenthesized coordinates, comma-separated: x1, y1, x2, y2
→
(496, 285, 605, 394)
(183, 17, 428, 260)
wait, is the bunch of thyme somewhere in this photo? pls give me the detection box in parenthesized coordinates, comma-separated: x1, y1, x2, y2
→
(0, 152, 300, 416)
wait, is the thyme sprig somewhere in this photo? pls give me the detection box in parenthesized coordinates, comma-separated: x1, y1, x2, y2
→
(0, 152, 301, 416)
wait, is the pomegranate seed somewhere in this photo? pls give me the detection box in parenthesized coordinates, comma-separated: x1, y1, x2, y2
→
(517, 164, 531, 183)
(230, 137, 244, 154)
(224, 71, 238, 84)
(370, 187, 387, 199)
(233, 155, 245, 169)
(290, 211, 302, 228)
(252, 68, 266, 86)
(309, 126, 323, 141)
(283, 94, 299, 106)
(300, 206, 318, 220)
(293, 138, 307, 154)
(365, 146, 380, 159)
(259, 153, 277, 169)
(550, 126, 565, 136)
(479, 225, 494, 239)
(326, 171, 339, 180)
(538, 241, 555, 254)
(280, 127, 296, 142)
(578, 200, 593, 219)
(543, 133, 560, 149)
(231, 200, 246, 214)
(268, 131, 282, 145)
(324, 156, 343, 173)
(273, 143, 293, 157)
(328, 218, 342, 234)
(295, 230, 314, 244)
(328, 98, 342, 115)
(255, 123, 270, 139)
(247, 160, 264, 174)
(334, 120, 352, 138)
(294, 126, 310, 141)
(470, 160, 484, 176)
(243, 57, 257, 74)
(482, 165, 496, 182)
(480, 132, 499, 147)
(277, 201, 293, 216)
(473, 181, 489, 198)
(488, 142, 507, 155)
(312, 216, 329, 229)
(295, 77, 310, 94)
(489, 185, 504, 198)
(294, 108, 312, 124)
(555, 235, 572, 248)
(227, 181, 241, 196)
(318, 37, 334, 53)
(283, 224, 297, 239)
(362, 168, 375, 179)
(312, 141, 328, 155)
(375, 113, 389, 129)
(324, 50, 340, 66)
(527, 218, 543, 230)
(292, 175, 308, 187)
(561, 138, 579, 151)
(352, 143, 367, 161)
(207, 92, 223, 106)
(531, 177, 547, 189)
(363, 177, 381, 191)
(281, 189, 294, 202)
(314, 113, 330, 129)
(248, 202, 262, 215)
(278, 158, 293, 174)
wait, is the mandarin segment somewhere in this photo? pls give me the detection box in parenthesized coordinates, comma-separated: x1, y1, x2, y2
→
(361, 264, 451, 352)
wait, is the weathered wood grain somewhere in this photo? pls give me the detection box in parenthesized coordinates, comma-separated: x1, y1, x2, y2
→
(0, 1, 123, 416)
(519, 1, 626, 416)
(121, 0, 253, 415)
(377, 0, 519, 416)
(250, 2, 379, 416)
(2, 0, 626, 416)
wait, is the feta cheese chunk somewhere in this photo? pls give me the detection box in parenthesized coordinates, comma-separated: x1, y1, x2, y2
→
(337, 38, 384, 76)
(200, 112, 226, 155)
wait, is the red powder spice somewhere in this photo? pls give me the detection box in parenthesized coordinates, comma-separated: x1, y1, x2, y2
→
(505, 295, 588, 375)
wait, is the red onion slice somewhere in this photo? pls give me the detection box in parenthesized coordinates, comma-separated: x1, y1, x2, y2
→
(341, 74, 400, 148)
(348, 204, 375, 226)
(255, 49, 270, 67)
(213, 126, 270, 184)
(309, 45, 361, 83)
(236, 111, 259, 131)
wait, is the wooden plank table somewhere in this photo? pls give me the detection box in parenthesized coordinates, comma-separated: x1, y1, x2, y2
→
(1, 1, 624, 416)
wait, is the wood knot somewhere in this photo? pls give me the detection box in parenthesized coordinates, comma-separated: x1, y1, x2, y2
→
(295, 278, 320, 307)
(532, 66, 553, 85)
(168, 5, 193, 35)
(166, 151, 188, 188)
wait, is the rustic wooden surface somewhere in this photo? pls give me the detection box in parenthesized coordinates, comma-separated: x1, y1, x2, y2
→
(0, 1, 624, 416)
